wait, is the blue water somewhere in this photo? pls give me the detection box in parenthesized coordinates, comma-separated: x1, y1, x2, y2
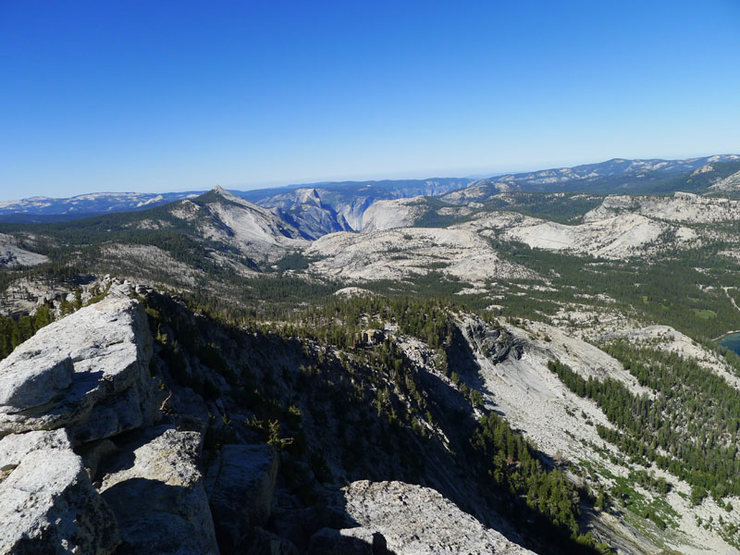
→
(719, 332, 740, 355)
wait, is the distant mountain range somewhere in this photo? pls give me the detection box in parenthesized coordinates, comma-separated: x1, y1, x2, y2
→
(1, 155, 739, 225)
(0, 192, 203, 223)
(2, 154, 740, 553)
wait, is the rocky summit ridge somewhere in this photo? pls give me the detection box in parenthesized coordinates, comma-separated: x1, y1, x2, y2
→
(0, 289, 155, 440)
(0, 284, 223, 553)
(0, 282, 534, 554)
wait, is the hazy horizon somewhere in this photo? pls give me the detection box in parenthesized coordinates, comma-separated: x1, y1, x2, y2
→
(1, 1, 739, 201)
(2, 151, 739, 203)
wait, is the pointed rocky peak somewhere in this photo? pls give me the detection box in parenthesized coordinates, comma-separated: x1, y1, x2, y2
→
(202, 186, 257, 209)
(212, 185, 243, 203)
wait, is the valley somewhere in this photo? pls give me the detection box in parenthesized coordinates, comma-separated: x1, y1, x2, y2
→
(1, 156, 739, 554)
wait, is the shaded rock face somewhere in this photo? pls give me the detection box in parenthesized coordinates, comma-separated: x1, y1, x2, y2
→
(0, 291, 156, 441)
(249, 526, 301, 555)
(99, 426, 219, 555)
(307, 527, 389, 555)
(205, 443, 278, 551)
(464, 318, 521, 363)
(0, 429, 120, 554)
(139, 290, 543, 554)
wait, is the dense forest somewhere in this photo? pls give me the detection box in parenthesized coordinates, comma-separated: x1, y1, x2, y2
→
(0, 305, 54, 360)
(548, 356, 740, 500)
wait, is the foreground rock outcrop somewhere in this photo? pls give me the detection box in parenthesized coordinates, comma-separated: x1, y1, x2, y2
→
(0, 286, 286, 554)
(205, 444, 278, 550)
(0, 288, 173, 553)
(0, 290, 156, 441)
(341, 480, 534, 554)
(0, 429, 120, 553)
(99, 426, 218, 554)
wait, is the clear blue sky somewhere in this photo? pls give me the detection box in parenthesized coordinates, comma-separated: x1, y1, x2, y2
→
(1, 0, 739, 200)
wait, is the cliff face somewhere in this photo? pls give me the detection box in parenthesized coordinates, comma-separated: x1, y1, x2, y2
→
(141, 290, 541, 554)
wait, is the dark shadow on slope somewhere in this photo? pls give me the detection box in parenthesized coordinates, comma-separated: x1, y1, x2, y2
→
(101, 477, 214, 554)
(144, 291, 607, 555)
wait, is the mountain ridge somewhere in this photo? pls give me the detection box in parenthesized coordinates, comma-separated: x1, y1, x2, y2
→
(3, 155, 739, 225)
(1, 169, 740, 552)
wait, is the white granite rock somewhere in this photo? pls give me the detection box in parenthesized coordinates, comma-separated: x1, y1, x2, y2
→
(0, 429, 120, 553)
(342, 480, 533, 554)
(99, 426, 219, 555)
(0, 288, 156, 441)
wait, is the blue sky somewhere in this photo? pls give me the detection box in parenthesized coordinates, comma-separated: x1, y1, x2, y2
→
(1, 0, 739, 200)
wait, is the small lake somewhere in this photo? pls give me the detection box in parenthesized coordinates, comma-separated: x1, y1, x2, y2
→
(719, 332, 740, 355)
